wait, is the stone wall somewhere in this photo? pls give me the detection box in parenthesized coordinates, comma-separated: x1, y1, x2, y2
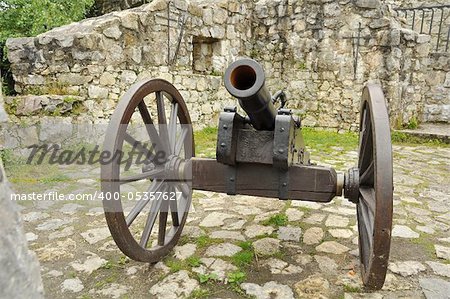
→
(0, 99, 44, 297)
(423, 53, 450, 122)
(3, 0, 449, 144)
(94, 0, 150, 14)
(6, 0, 250, 129)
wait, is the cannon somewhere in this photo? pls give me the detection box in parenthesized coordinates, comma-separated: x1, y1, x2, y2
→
(101, 58, 393, 290)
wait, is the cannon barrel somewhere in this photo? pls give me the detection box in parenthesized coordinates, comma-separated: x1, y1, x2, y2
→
(224, 58, 276, 131)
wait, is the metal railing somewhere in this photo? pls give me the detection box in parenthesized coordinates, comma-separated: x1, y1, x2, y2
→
(395, 4, 450, 52)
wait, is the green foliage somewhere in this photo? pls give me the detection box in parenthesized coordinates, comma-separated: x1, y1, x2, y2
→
(296, 61, 307, 70)
(344, 284, 361, 293)
(0, 0, 94, 95)
(3, 97, 17, 114)
(117, 256, 129, 265)
(391, 131, 448, 146)
(0, 0, 95, 43)
(406, 116, 419, 129)
(227, 270, 246, 284)
(209, 69, 222, 76)
(63, 96, 78, 104)
(165, 255, 202, 273)
(261, 213, 288, 227)
(71, 102, 87, 116)
(101, 260, 114, 270)
(188, 288, 210, 299)
(0, 148, 18, 167)
(39, 173, 70, 183)
(23, 81, 79, 96)
(186, 255, 201, 267)
(231, 242, 255, 268)
(301, 127, 358, 153)
(250, 49, 259, 58)
(197, 273, 219, 284)
(343, 284, 361, 293)
(231, 251, 253, 267)
(238, 241, 252, 251)
(166, 258, 185, 273)
(94, 273, 117, 289)
(195, 235, 221, 249)
(194, 127, 217, 157)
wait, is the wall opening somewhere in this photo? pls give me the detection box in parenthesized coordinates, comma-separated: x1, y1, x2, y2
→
(192, 37, 222, 74)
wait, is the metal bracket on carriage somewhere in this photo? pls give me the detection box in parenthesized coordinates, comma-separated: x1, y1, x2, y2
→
(216, 108, 245, 166)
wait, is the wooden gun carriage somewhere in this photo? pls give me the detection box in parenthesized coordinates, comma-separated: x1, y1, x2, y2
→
(101, 58, 393, 289)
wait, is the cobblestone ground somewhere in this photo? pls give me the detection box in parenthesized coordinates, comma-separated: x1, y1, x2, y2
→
(13, 143, 450, 299)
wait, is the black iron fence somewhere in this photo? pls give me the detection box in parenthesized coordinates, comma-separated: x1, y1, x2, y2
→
(395, 4, 450, 52)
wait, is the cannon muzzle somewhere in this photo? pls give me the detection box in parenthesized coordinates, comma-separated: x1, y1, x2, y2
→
(224, 58, 276, 131)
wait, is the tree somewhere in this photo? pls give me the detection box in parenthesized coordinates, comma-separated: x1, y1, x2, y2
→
(0, 0, 94, 95)
(0, 0, 95, 41)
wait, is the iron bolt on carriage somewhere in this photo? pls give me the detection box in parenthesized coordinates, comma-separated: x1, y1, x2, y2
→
(101, 58, 393, 290)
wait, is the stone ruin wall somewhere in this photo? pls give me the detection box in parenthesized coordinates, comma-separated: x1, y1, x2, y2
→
(0, 98, 44, 298)
(2, 0, 449, 150)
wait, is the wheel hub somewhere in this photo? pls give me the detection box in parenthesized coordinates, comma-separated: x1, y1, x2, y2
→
(164, 155, 186, 181)
(344, 167, 359, 203)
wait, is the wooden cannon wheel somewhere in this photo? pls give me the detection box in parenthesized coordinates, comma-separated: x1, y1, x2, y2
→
(356, 84, 393, 290)
(101, 79, 194, 262)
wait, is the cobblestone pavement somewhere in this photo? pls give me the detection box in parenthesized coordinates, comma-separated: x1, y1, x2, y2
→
(14, 143, 450, 298)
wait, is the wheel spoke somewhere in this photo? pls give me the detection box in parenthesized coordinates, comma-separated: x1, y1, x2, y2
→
(156, 91, 170, 153)
(139, 191, 164, 248)
(138, 101, 163, 151)
(175, 127, 188, 156)
(359, 187, 376, 215)
(126, 180, 164, 227)
(177, 183, 191, 216)
(158, 197, 169, 246)
(156, 92, 167, 124)
(170, 185, 180, 227)
(124, 133, 152, 158)
(358, 186, 375, 254)
(358, 206, 372, 268)
(360, 160, 374, 186)
(165, 226, 177, 243)
(358, 108, 373, 171)
(169, 103, 179, 154)
(360, 201, 374, 239)
(120, 168, 164, 184)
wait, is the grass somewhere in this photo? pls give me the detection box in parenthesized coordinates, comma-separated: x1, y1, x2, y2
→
(410, 236, 436, 260)
(94, 273, 118, 289)
(100, 256, 128, 270)
(231, 241, 254, 267)
(391, 131, 448, 147)
(4, 160, 72, 188)
(343, 284, 361, 293)
(261, 213, 288, 227)
(186, 255, 202, 267)
(231, 251, 254, 267)
(302, 127, 358, 153)
(164, 255, 202, 273)
(188, 288, 210, 299)
(194, 235, 222, 249)
(194, 127, 217, 157)
(198, 273, 220, 284)
(166, 258, 188, 273)
(22, 81, 80, 96)
(406, 116, 419, 130)
(227, 270, 246, 284)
